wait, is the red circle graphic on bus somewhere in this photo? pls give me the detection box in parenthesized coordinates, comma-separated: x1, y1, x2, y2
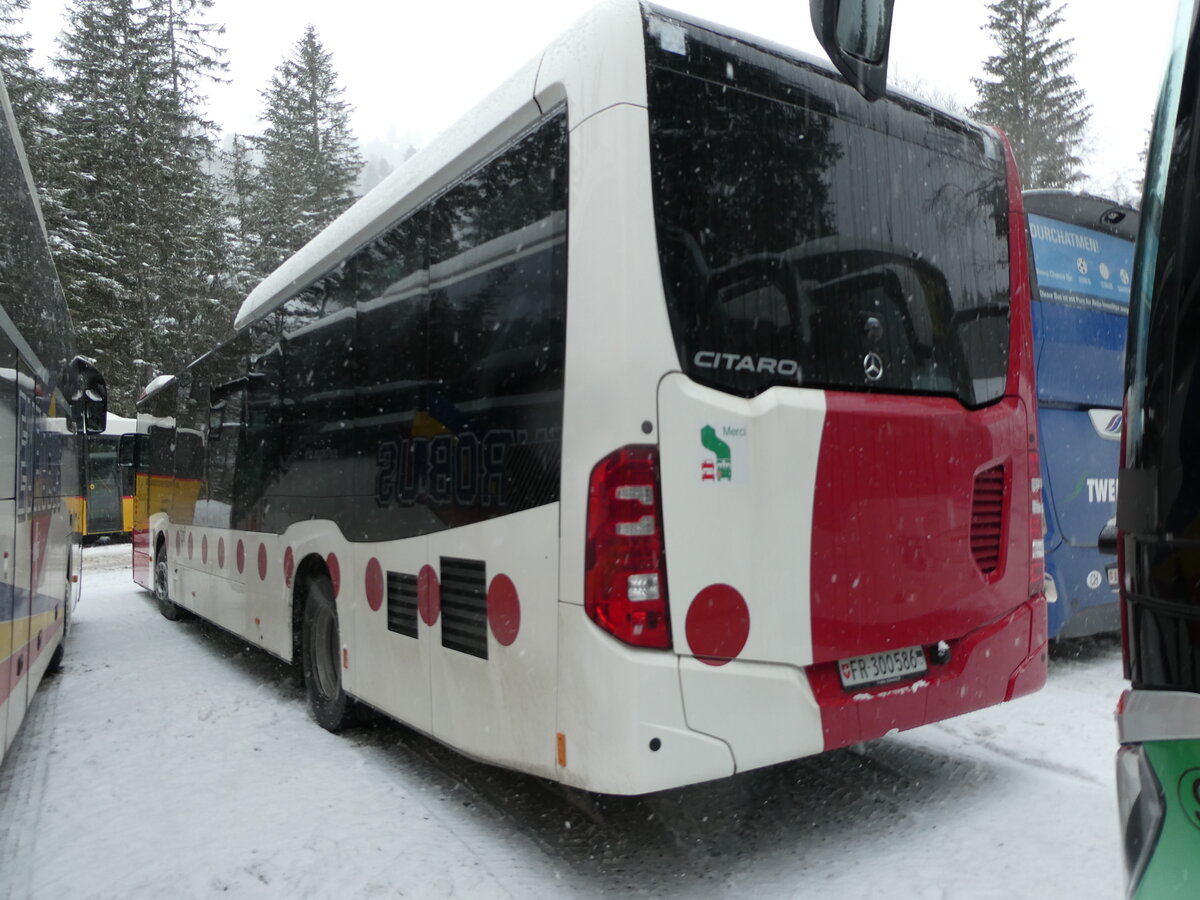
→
(283, 547, 295, 588)
(202, 535, 208, 565)
(236, 539, 245, 575)
(418, 565, 440, 626)
(487, 574, 520, 646)
(187, 533, 194, 560)
(257, 543, 268, 581)
(327, 553, 340, 598)
(217, 538, 225, 570)
(686, 584, 750, 666)
(365, 558, 384, 611)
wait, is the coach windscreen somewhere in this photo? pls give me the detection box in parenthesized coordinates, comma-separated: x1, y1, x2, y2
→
(644, 7, 1012, 406)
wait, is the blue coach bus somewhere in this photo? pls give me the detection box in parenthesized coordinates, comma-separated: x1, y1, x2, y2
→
(1024, 190, 1138, 639)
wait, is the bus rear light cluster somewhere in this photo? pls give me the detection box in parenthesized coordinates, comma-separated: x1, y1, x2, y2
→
(585, 446, 672, 649)
(1030, 451, 1045, 597)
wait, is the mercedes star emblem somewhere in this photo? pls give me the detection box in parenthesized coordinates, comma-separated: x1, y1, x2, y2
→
(863, 352, 884, 382)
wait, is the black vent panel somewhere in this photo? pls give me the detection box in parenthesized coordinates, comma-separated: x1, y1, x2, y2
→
(440, 557, 488, 659)
(387, 571, 418, 638)
(971, 465, 1006, 575)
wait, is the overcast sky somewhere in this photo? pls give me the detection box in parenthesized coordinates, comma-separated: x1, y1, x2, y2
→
(22, 0, 1180, 196)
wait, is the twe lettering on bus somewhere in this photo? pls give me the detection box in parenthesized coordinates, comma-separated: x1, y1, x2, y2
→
(1087, 478, 1118, 503)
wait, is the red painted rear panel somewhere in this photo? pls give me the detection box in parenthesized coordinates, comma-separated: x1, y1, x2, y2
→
(810, 392, 1033, 662)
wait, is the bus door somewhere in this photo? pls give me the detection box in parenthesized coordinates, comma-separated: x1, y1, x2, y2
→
(1024, 194, 1136, 638)
(85, 436, 122, 536)
(0, 332, 16, 751)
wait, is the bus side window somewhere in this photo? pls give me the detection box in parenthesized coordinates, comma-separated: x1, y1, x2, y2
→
(353, 214, 430, 542)
(117, 432, 137, 468)
(426, 113, 568, 518)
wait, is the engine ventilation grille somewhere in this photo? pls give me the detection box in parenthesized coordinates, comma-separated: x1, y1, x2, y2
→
(971, 465, 1006, 575)
(387, 571, 418, 638)
(440, 556, 488, 660)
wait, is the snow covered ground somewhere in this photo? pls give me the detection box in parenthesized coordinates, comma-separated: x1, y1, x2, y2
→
(0, 543, 1127, 899)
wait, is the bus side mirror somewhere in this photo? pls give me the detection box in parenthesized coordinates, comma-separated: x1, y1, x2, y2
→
(69, 355, 108, 435)
(1098, 517, 1118, 556)
(809, 0, 894, 102)
(118, 432, 137, 468)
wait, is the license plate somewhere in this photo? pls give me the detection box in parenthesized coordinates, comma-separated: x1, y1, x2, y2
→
(1107, 566, 1119, 587)
(838, 645, 928, 689)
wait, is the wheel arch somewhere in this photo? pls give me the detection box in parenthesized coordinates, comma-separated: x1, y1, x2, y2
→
(292, 552, 332, 664)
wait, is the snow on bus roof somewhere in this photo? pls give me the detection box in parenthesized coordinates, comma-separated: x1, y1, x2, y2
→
(233, 0, 644, 333)
(139, 374, 176, 403)
(233, 50, 543, 332)
(233, 0, 992, 335)
(101, 413, 137, 436)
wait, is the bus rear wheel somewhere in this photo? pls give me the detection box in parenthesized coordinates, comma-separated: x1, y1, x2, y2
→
(155, 545, 185, 621)
(301, 574, 351, 732)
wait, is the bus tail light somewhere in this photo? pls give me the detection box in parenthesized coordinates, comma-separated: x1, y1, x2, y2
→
(585, 446, 672, 649)
(1030, 450, 1045, 598)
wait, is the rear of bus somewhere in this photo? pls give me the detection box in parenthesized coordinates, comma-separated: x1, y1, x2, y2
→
(1023, 191, 1137, 639)
(83, 416, 137, 541)
(564, 7, 1047, 790)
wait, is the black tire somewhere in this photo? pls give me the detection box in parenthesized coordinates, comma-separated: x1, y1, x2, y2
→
(47, 581, 71, 675)
(155, 544, 185, 621)
(46, 619, 66, 674)
(301, 574, 351, 732)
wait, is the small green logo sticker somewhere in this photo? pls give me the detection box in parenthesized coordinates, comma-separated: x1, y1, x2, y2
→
(700, 425, 732, 482)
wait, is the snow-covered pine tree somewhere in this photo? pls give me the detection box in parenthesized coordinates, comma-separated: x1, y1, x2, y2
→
(251, 25, 363, 280)
(45, 0, 230, 412)
(0, 0, 52, 180)
(971, 0, 1091, 189)
(221, 132, 261, 298)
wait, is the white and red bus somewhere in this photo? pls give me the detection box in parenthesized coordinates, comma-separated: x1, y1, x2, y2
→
(0, 74, 107, 766)
(130, 0, 1046, 795)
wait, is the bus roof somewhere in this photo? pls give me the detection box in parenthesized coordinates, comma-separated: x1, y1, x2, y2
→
(100, 413, 136, 436)
(233, 0, 992, 336)
(1022, 189, 1140, 242)
(138, 374, 176, 404)
(231, 0, 565, 332)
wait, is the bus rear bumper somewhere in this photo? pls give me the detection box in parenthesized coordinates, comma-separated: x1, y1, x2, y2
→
(810, 594, 1048, 752)
(555, 595, 1048, 792)
(555, 603, 736, 795)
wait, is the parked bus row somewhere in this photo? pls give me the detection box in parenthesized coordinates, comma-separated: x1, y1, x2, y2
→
(0, 0, 1184, 890)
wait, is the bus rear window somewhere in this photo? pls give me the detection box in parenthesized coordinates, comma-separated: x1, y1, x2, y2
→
(645, 10, 1012, 406)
